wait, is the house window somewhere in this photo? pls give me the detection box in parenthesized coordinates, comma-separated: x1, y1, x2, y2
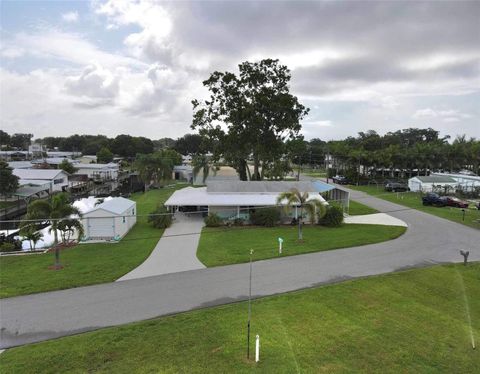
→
(132, 208, 135, 215)
(122, 216, 126, 223)
(54, 178, 64, 184)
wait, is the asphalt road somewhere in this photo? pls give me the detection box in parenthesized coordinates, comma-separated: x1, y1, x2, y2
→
(1, 187, 479, 349)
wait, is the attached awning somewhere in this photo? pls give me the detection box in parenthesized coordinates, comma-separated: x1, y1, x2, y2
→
(14, 185, 50, 198)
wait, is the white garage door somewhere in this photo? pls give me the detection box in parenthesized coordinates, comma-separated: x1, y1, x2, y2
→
(88, 218, 114, 239)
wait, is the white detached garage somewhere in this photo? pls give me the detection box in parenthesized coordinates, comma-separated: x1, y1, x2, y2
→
(82, 197, 137, 241)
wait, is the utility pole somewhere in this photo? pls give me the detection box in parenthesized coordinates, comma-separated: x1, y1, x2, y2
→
(247, 249, 253, 359)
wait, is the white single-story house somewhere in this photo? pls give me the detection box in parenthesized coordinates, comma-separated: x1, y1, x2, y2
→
(431, 172, 480, 190)
(13, 169, 70, 193)
(408, 175, 458, 192)
(75, 163, 119, 180)
(82, 197, 136, 241)
(165, 180, 347, 222)
(78, 155, 97, 164)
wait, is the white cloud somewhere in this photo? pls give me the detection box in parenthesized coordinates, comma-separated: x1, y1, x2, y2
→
(3, 28, 145, 69)
(413, 108, 472, 122)
(95, 0, 173, 63)
(64, 63, 120, 107)
(62, 11, 79, 23)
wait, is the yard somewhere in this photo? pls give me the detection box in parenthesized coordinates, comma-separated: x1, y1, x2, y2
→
(197, 224, 406, 267)
(345, 200, 378, 215)
(1, 262, 477, 373)
(348, 184, 480, 229)
(0, 185, 187, 298)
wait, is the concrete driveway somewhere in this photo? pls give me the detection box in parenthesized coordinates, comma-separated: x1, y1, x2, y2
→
(1, 189, 479, 349)
(118, 213, 205, 281)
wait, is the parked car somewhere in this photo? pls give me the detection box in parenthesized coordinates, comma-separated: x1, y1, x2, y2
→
(332, 175, 350, 184)
(385, 182, 409, 192)
(422, 193, 447, 207)
(444, 196, 469, 208)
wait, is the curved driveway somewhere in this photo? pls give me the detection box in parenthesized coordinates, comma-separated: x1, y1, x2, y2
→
(1, 187, 479, 348)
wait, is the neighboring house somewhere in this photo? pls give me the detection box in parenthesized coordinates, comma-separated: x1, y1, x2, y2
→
(75, 163, 119, 181)
(431, 172, 480, 190)
(13, 169, 69, 193)
(8, 161, 33, 169)
(78, 155, 97, 164)
(408, 175, 458, 192)
(82, 197, 137, 241)
(31, 157, 80, 169)
(173, 165, 193, 182)
(165, 180, 346, 222)
(46, 151, 81, 158)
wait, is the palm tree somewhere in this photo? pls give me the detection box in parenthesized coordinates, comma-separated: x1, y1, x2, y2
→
(276, 188, 327, 241)
(26, 192, 82, 269)
(192, 154, 217, 184)
(19, 223, 43, 251)
(58, 218, 85, 244)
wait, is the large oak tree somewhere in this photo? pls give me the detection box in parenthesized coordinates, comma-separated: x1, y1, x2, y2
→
(192, 59, 309, 180)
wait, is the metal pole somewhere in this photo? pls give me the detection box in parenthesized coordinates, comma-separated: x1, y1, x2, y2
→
(247, 249, 253, 359)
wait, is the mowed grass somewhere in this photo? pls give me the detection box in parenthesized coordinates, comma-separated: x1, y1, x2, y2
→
(349, 184, 480, 229)
(346, 200, 379, 215)
(0, 185, 187, 298)
(1, 263, 478, 373)
(197, 224, 406, 267)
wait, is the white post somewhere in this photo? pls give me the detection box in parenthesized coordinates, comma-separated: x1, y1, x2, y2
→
(278, 237, 283, 254)
(255, 335, 260, 362)
(237, 206, 240, 219)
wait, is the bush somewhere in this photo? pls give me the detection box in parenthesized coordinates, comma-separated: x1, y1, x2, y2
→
(250, 208, 281, 227)
(0, 242, 16, 252)
(148, 206, 172, 229)
(205, 213, 223, 227)
(319, 205, 344, 227)
(233, 218, 245, 226)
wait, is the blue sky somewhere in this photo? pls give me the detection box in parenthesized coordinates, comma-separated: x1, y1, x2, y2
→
(1, 0, 479, 141)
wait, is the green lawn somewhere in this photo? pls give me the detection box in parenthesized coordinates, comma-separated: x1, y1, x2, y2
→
(348, 185, 480, 229)
(0, 185, 187, 298)
(0, 200, 17, 209)
(346, 200, 379, 215)
(197, 224, 406, 267)
(1, 263, 478, 373)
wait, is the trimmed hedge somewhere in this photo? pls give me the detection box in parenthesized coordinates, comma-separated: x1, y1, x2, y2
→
(250, 208, 281, 227)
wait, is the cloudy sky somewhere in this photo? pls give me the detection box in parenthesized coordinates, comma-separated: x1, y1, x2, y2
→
(1, 0, 479, 141)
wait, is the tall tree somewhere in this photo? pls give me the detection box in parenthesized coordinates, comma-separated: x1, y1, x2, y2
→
(192, 59, 309, 180)
(0, 161, 19, 196)
(96, 147, 114, 163)
(135, 150, 182, 189)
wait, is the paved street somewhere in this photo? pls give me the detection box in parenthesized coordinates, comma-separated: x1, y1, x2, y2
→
(1, 188, 479, 348)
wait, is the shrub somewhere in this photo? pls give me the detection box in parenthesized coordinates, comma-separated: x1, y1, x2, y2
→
(250, 208, 281, 227)
(319, 205, 344, 227)
(148, 206, 172, 229)
(233, 218, 245, 226)
(0, 242, 16, 252)
(205, 213, 223, 227)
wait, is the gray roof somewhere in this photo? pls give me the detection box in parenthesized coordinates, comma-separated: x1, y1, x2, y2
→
(87, 197, 135, 215)
(14, 185, 50, 197)
(13, 169, 68, 180)
(207, 180, 333, 193)
(414, 176, 457, 183)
